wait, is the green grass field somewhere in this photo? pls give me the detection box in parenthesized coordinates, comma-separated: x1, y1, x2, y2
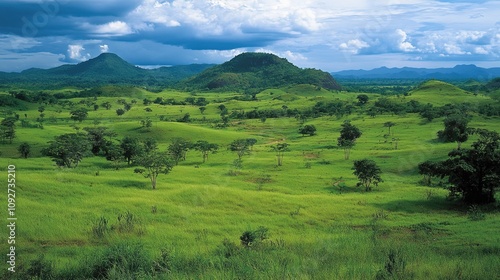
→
(0, 83, 499, 279)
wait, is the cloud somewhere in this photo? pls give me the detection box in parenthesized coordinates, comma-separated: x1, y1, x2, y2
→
(339, 39, 370, 54)
(100, 44, 109, 53)
(67, 44, 90, 61)
(92, 21, 133, 36)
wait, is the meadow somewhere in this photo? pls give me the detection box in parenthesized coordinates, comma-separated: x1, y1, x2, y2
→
(0, 82, 499, 279)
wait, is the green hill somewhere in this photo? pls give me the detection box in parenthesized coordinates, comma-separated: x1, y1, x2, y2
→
(406, 79, 488, 105)
(178, 52, 341, 92)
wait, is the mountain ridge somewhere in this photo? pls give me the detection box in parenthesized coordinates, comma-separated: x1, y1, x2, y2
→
(332, 65, 500, 81)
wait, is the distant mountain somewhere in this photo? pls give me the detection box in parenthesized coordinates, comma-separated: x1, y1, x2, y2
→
(0, 53, 214, 88)
(332, 65, 500, 81)
(178, 52, 341, 92)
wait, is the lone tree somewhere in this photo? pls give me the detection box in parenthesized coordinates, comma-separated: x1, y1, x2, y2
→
(434, 129, 500, 204)
(337, 120, 362, 160)
(356, 94, 369, 105)
(101, 101, 112, 110)
(245, 138, 258, 150)
(299, 124, 317, 136)
(70, 108, 89, 123)
(229, 139, 251, 160)
(18, 142, 31, 158)
(134, 151, 175, 190)
(383, 122, 396, 136)
(271, 142, 289, 166)
(120, 136, 143, 165)
(437, 114, 469, 149)
(193, 140, 219, 163)
(42, 133, 91, 168)
(116, 108, 125, 116)
(352, 159, 383, 192)
(168, 138, 192, 165)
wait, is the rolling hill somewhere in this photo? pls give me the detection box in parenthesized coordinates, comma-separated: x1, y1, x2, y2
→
(178, 52, 342, 92)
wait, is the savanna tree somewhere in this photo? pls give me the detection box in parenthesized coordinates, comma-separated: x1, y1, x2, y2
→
(193, 140, 219, 163)
(338, 120, 362, 160)
(168, 138, 192, 165)
(352, 159, 383, 192)
(271, 142, 289, 166)
(229, 139, 251, 160)
(120, 136, 143, 165)
(437, 114, 469, 149)
(18, 142, 31, 158)
(134, 151, 175, 190)
(42, 133, 91, 168)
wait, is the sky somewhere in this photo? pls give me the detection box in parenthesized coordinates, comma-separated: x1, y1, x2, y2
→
(0, 0, 499, 72)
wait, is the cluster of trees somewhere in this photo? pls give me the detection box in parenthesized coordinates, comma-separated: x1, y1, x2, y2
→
(419, 129, 500, 204)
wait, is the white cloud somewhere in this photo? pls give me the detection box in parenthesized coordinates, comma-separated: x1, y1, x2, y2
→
(339, 39, 370, 54)
(68, 44, 90, 61)
(94, 21, 133, 36)
(100, 44, 109, 53)
(443, 43, 467, 55)
(395, 29, 416, 52)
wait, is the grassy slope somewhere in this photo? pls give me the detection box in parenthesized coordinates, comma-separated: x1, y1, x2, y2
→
(0, 84, 499, 279)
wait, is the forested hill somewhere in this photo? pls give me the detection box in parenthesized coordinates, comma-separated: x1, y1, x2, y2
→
(0, 53, 214, 89)
(177, 52, 342, 92)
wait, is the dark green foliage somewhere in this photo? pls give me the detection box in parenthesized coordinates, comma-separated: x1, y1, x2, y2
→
(101, 101, 112, 110)
(352, 159, 383, 191)
(417, 161, 443, 186)
(134, 151, 175, 189)
(168, 138, 192, 165)
(436, 129, 500, 204)
(83, 126, 116, 155)
(229, 139, 252, 160)
(17, 142, 31, 158)
(356, 94, 369, 105)
(120, 136, 142, 165)
(240, 226, 269, 248)
(142, 138, 158, 154)
(180, 52, 341, 92)
(338, 121, 362, 160)
(42, 133, 92, 168)
(299, 124, 316, 136)
(70, 108, 89, 122)
(193, 140, 219, 163)
(437, 114, 469, 149)
(116, 108, 125, 116)
(0, 117, 16, 144)
(177, 113, 191, 123)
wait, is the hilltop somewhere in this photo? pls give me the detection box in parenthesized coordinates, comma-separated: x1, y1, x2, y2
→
(178, 52, 342, 92)
(0, 53, 214, 89)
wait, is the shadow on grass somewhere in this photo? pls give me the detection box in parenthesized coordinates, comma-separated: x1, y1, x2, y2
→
(324, 184, 361, 194)
(371, 196, 459, 214)
(109, 180, 150, 190)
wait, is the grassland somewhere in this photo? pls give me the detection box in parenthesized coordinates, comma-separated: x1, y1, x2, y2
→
(0, 83, 499, 279)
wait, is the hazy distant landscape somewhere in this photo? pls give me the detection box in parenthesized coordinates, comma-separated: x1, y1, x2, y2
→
(0, 51, 499, 279)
